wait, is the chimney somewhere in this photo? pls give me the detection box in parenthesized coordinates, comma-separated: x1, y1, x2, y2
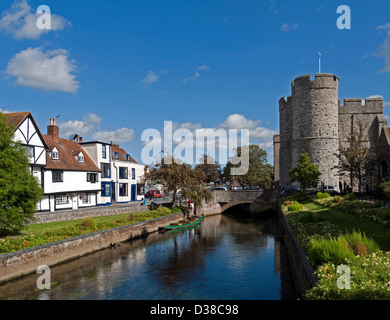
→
(47, 118, 59, 140)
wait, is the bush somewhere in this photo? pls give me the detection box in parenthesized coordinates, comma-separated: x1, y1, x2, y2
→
(317, 192, 330, 199)
(333, 195, 342, 203)
(344, 192, 355, 201)
(287, 201, 303, 212)
(290, 191, 309, 201)
(81, 218, 97, 230)
(307, 231, 380, 267)
(297, 211, 325, 223)
(156, 206, 171, 215)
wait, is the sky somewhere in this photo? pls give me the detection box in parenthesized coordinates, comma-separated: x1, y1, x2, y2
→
(0, 0, 390, 167)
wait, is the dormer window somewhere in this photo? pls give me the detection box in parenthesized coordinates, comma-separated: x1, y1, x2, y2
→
(52, 147, 59, 160)
(113, 151, 119, 160)
(78, 152, 84, 163)
(126, 154, 131, 162)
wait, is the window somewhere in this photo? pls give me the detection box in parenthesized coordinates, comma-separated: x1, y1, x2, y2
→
(81, 193, 91, 204)
(51, 147, 59, 160)
(132, 168, 135, 179)
(78, 152, 84, 163)
(87, 173, 98, 183)
(52, 171, 63, 182)
(55, 195, 69, 205)
(23, 145, 34, 158)
(119, 167, 128, 179)
(101, 182, 111, 196)
(102, 145, 106, 159)
(101, 163, 110, 178)
(126, 154, 131, 162)
(113, 151, 119, 160)
(119, 183, 128, 196)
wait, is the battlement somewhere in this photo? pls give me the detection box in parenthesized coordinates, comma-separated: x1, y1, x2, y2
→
(339, 97, 383, 114)
(279, 95, 292, 111)
(292, 73, 338, 90)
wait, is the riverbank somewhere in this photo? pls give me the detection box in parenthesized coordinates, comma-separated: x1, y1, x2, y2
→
(0, 210, 187, 283)
(280, 193, 390, 299)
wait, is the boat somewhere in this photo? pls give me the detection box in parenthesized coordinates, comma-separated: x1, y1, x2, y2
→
(159, 214, 205, 232)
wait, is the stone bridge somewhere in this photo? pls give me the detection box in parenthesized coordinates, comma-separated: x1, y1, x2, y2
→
(199, 190, 279, 215)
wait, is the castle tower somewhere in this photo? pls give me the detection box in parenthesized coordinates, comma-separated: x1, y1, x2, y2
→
(279, 96, 293, 186)
(289, 73, 340, 187)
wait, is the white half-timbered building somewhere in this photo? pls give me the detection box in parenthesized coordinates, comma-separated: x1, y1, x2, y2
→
(5, 112, 48, 210)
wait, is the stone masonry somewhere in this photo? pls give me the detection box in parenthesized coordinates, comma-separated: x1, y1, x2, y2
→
(274, 73, 387, 192)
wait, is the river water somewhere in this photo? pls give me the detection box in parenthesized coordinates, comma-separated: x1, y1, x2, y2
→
(0, 211, 297, 300)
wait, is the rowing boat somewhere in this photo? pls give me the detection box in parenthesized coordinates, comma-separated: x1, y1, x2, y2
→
(159, 214, 204, 231)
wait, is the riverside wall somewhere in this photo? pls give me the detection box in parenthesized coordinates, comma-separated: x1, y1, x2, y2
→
(0, 212, 186, 284)
(277, 205, 317, 297)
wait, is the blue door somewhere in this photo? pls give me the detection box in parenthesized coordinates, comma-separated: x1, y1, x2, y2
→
(131, 184, 136, 201)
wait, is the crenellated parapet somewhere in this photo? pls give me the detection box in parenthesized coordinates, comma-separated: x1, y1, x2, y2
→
(339, 97, 383, 114)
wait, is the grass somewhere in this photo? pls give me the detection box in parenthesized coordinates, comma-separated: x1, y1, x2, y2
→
(0, 209, 179, 254)
(301, 200, 390, 251)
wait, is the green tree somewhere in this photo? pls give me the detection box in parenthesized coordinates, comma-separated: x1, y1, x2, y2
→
(0, 113, 43, 235)
(335, 120, 374, 193)
(289, 153, 321, 191)
(141, 154, 211, 208)
(223, 144, 273, 189)
(194, 154, 222, 185)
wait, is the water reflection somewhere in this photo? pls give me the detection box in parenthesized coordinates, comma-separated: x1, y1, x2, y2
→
(0, 213, 296, 300)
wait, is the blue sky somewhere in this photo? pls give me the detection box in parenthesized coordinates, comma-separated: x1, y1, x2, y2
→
(0, 0, 390, 166)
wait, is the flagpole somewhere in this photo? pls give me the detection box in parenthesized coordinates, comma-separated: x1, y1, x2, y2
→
(318, 52, 322, 73)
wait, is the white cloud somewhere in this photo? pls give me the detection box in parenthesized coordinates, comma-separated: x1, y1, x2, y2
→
(91, 128, 135, 144)
(141, 70, 159, 87)
(377, 23, 390, 30)
(281, 23, 299, 33)
(58, 113, 134, 144)
(59, 113, 102, 138)
(182, 65, 210, 83)
(384, 101, 390, 108)
(0, 0, 70, 40)
(377, 23, 390, 73)
(219, 113, 260, 130)
(6, 47, 79, 93)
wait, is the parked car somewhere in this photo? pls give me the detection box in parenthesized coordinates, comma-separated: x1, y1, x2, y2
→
(280, 186, 301, 197)
(145, 189, 162, 198)
(322, 185, 339, 195)
(210, 186, 228, 191)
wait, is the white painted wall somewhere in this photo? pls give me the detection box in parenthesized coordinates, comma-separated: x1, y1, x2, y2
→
(44, 170, 100, 194)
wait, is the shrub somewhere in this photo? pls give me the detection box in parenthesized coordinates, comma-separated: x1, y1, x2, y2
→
(128, 214, 134, 220)
(81, 218, 97, 230)
(307, 231, 380, 267)
(344, 192, 355, 201)
(297, 211, 325, 223)
(156, 206, 171, 215)
(290, 191, 309, 201)
(308, 236, 356, 267)
(317, 192, 330, 199)
(287, 201, 303, 212)
(333, 195, 342, 203)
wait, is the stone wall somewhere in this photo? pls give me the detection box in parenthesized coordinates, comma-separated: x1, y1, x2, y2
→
(0, 212, 186, 284)
(277, 206, 317, 297)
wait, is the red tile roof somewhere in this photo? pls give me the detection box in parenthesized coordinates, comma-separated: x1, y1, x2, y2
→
(111, 145, 137, 163)
(43, 134, 100, 172)
(4, 112, 30, 129)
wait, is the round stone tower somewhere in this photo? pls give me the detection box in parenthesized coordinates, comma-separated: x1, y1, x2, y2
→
(290, 73, 339, 187)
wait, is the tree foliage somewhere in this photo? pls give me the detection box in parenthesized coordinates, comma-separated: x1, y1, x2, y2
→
(289, 153, 320, 191)
(141, 154, 211, 207)
(194, 154, 222, 185)
(223, 144, 273, 189)
(0, 113, 43, 235)
(335, 120, 374, 193)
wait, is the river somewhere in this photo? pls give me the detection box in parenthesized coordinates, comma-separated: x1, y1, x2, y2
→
(0, 210, 297, 300)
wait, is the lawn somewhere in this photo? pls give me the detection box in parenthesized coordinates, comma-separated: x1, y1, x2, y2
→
(302, 200, 390, 251)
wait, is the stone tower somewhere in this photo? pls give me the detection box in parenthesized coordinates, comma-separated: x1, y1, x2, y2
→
(278, 73, 340, 188)
(275, 72, 387, 192)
